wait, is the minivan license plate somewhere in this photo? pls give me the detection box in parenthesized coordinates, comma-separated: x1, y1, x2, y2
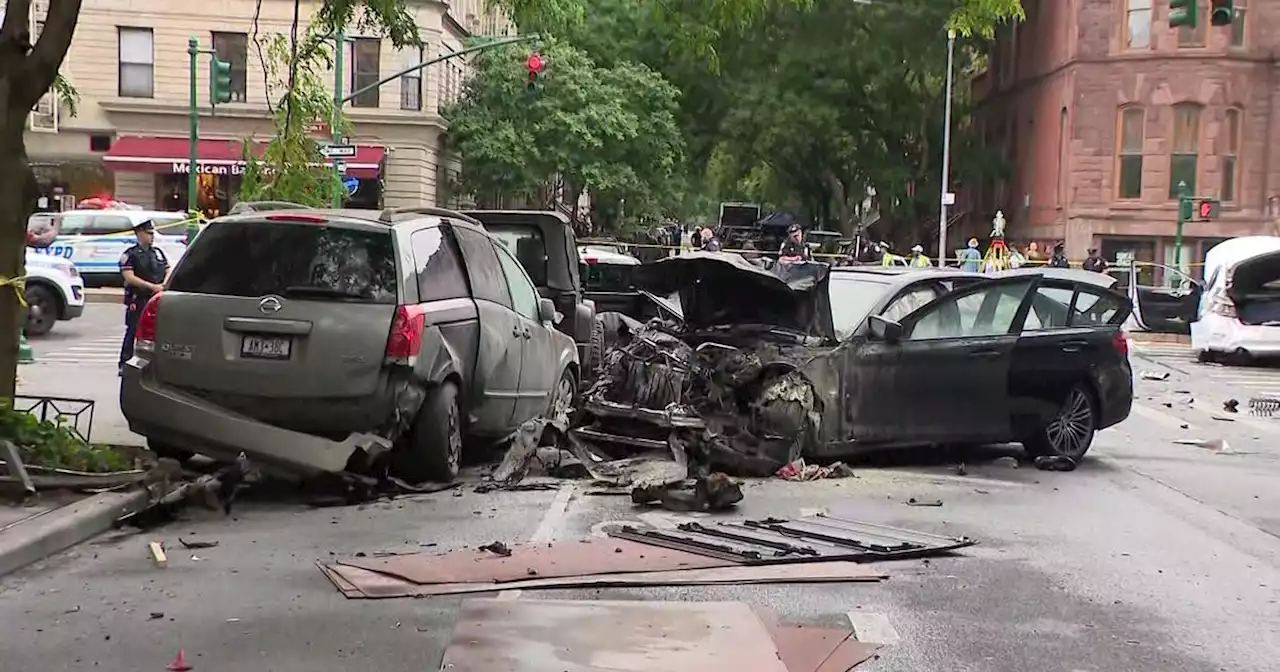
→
(241, 335, 291, 360)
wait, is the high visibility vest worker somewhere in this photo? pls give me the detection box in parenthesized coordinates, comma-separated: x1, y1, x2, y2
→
(881, 251, 894, 266)
(911, 254, 931, 268)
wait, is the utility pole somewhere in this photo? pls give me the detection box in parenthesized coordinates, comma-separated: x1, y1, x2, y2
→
(187, 37, 199, 218)
(937, 29, 956, 266)
(331, 30, 346, 208)
(1175, 180, 1189, 269)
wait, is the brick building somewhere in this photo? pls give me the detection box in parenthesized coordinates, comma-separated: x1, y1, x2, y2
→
(23, 0, 513, 216)
(967, 0, 1279, 274)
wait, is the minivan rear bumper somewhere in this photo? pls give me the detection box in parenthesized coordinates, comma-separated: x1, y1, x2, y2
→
(120, 360, 361, 477)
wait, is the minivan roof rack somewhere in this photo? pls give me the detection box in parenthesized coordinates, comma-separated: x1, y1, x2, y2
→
(378, 206, 481, 226)
(229, 201, 313, 214)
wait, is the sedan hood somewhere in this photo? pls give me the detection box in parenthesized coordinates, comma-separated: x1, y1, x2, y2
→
(632, 252, 834, 338)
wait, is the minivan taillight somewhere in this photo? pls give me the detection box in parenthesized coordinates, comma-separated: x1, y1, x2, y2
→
(1111, 331, 1129, 356)
(135, 294, 162, 354)
(386, 305, 427, 362)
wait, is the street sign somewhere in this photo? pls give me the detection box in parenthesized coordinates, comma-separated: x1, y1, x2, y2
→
(342, 176, 360, 196)
(334, 161, 348, 175)
(942, 192, 956, 206)
(321, 144, 356, 158)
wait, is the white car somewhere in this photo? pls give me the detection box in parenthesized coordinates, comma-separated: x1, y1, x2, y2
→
(23, 248, 86, 336)
(28, 209, 189, 283)
(1189, 236, 1280, 363)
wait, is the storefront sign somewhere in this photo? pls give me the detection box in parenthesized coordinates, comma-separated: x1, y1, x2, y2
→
(170, 161, 247, 176)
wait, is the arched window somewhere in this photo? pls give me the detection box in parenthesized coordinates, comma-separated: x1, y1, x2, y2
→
(1170, 103, 1202, 199)
(1116, 107, 1144, 200)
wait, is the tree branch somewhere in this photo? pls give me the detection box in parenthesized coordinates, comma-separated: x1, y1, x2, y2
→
(19, 0, 83, 111)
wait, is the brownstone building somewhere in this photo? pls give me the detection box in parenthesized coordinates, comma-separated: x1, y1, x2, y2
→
(967, 0, 1279, 274)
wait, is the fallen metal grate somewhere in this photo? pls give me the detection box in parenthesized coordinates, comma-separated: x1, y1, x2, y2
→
(607, 513, 976, 565)
(11, 395, 95, 443)
(1249, 396, 1280, 417)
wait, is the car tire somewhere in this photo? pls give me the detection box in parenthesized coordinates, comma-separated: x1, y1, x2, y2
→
(148, 440, 194, 463)
(1023, 384, 1097, 462)
(1196, 349, 1215, 364)
(548, 368, 578, 420)
(398, 381, 462, 483)
(588, 317, 606, 375)
(23, 284, 59, 337)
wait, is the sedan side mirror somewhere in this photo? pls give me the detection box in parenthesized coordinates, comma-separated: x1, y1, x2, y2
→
(537, 297, 557, 324)
(868, 314, 904, 343)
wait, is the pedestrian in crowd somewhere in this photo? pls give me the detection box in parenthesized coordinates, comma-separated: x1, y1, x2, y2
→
(778, 223, 812, 263)
(691, 227, 703, 250)
(1082, 247, 1108, 273)
(118, 220, 170, 376)
(879, 242, 897, 266)
(1048, 242, 1070, 268)
(1024, 241, 1044, 266)
(909, 244, 931, 267)
(700, 226, 722, 252)
(958, 237, 982, 272)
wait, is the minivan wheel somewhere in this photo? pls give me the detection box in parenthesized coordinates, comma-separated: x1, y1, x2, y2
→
(23, 285, 58, 337)
(548, 368, 577, 421)
(398, 382, 462, 483)
(1024, 385, 1096, 462)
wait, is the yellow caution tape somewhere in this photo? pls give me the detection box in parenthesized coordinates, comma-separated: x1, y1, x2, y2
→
(0, 275, 28, 308)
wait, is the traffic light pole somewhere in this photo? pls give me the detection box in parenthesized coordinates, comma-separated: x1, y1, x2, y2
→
(331, 30, 346, 208)
(187, 37, 200, 217)
(339, 34, 540, 105)
(1175, 180, 1189, 269)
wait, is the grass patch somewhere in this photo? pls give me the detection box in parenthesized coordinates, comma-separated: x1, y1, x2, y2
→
(0, 399, 133, 473)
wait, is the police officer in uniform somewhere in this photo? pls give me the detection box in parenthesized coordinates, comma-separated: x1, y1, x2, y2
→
(118, 220, 170, 375)
(777, 223, 812, 263)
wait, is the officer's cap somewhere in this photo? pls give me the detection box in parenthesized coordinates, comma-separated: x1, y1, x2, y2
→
(787, 223, 802, 233)
(133, 219, 156, 233)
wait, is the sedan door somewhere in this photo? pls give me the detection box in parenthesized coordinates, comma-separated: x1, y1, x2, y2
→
(1128, 262, 1201, 334)
(887, 277, 1034, 444)
(494, 241, 561, 424)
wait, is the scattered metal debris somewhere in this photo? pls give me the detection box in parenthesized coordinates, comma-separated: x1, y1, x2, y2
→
(478, 541, 513, 557)
(1223, 398, 1240, 413)
(1139, 371, 1171, 381)
(1174, 438, 1233, 453)
(776, 458, 855, 481)
(906, 498, 943, 507)
(631, 473, 743, 512)
(1249, 396, 1280, 416)
(178, 538, 219, 550)
(1033, 455, 1077, 472)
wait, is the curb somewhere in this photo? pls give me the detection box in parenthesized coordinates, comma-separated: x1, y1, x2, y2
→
(84, 289, 123, 305)
(0, 489, 149, 578)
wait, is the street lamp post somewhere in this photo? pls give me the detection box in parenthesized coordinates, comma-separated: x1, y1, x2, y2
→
(937, 29, 956, 266)
(331, 30, 346, 208)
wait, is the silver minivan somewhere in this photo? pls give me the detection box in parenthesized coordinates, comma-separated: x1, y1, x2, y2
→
(120, 207, 580, 482)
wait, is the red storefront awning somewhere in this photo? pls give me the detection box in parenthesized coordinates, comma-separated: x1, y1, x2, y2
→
(103, 136, 385, 179)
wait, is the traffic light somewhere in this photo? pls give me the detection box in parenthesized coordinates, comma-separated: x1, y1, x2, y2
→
(1196, 198, 1221, 221)
(526, 51, 544, 93)
(210, 57, 232, 105)
(1169, 0, 1198, 28)
(1179, 196, 1194, 221)
(1210, 0, 1235, 26)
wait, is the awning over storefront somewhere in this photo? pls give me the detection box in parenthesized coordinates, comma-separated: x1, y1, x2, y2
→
(103, 136, 385, 179)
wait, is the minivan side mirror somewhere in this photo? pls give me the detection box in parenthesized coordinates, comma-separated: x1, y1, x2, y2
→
(868, 314, 904, 343)
(537, 298, 556, 324)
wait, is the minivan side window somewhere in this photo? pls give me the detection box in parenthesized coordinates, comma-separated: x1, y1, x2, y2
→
(494, 241, 541, 321)
(91, 215, 134, 235)
(452, 227, 512, 308)
(410, 227, 470, 303)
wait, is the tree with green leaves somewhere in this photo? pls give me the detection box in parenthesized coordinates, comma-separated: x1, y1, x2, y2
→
(0, 0, 421, 399)
(444, 39, 685, 229)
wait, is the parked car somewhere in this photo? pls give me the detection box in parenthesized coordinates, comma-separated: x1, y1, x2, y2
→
(581, 254, 1133, 469)
(32, 209, 189, 284)
(1190, 236, 1280, 363)
(579, 245, 682, 324)
(120, 207, 580, 482)
(462, 211, 600, 372)
(22, 248, 86, 336)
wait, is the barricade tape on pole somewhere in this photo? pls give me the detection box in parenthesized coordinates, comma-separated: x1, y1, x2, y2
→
(0, 276, 29, 308)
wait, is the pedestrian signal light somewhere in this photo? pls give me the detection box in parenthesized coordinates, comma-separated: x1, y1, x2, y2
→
(1197, 199, 1221, 221)
(1210, 0, 1235, 26)
(210, 57, 233, 105)
(1169, 0, 1198, 28)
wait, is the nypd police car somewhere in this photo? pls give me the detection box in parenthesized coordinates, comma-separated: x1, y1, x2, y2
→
(29, 209, 188, 283)
(23, 248, 86, 336)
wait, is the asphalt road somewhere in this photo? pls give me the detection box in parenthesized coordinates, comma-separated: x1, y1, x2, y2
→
(2, 333, 1278, 671)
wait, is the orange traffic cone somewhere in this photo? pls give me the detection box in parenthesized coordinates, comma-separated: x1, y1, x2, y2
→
(166, 649, 192, 671)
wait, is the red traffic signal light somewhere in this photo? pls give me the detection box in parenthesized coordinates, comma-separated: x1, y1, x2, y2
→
(1199, 200, 1212, 218)
(527, 52, 544, 73)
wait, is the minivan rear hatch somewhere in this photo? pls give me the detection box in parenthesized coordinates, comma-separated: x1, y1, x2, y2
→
(158, 213, 399, 401)
(1228, 249, 1280, 324)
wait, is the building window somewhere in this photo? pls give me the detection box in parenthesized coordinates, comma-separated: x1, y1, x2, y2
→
(1178, 8, 1206, 47)
(117, 27, 154, 98)
(1231, 4, 1246, 47)
(1170, 103, 1201, 198)
(1057, 108, 1069, 205)
(1116, 107, 1145, 200)
(399, 46, 423, 111)
(1125, 0, 1152, 49)
(352, 38, 381, 108)
(211, 32, 248, 103)
(1222, 108, 1241, 202)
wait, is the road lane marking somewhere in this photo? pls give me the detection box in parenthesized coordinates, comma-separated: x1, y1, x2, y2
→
(847, 612, 900, 645)
(498, 483, 575, 601)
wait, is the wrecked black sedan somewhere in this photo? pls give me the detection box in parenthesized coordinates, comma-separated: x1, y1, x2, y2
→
(575, 254, 1133, 475)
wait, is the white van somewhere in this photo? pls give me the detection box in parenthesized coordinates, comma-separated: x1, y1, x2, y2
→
(28, 209, 190, 283)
